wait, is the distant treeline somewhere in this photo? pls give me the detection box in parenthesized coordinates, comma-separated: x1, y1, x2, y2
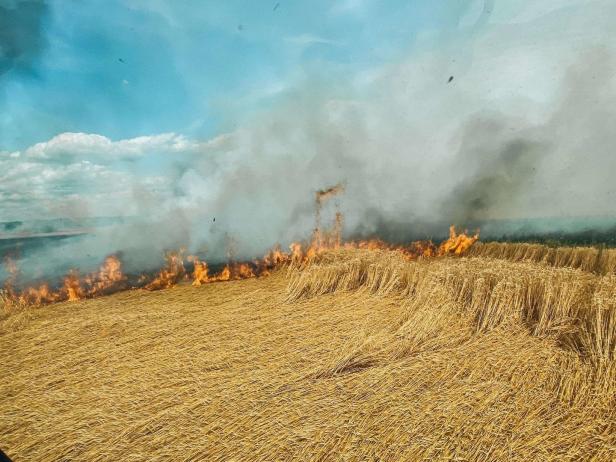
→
(487, 225, 616, 248)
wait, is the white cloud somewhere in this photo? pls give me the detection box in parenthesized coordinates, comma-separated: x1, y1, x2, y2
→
(0, 131, 214, 220)
(22, 132, 198, 162)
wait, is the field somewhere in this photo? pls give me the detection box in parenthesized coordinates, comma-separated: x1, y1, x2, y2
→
(1, 243, 615, 461)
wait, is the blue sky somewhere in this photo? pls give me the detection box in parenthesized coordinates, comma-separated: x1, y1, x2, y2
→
(0, 0, 479, 151)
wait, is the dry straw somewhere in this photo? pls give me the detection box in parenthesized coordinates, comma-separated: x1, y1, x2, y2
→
(469, 241, 616, 274)
(286, 250, 615, 363)
(2, 243, 615, 461)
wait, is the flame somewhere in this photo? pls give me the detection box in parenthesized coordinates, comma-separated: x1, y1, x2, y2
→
(83, 255, 126, 295)
(21, 283, 55, 305)
(64, 271, 84, 301)
(438, 225, 480, 256)
(2, 253, 128, 305)
(188, 256, 209, 287)
(279, 225, 479, 266)
(216, 265, 230, 282)
(144, 250, 186, 291)
(1, 190, 479, 306)
(233, 263, 255, 279)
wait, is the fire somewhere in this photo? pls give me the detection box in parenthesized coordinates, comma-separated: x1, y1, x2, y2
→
(64, 272, 84, 302)
(438, 225, 480, 256)
(188, 256, 209, 286)
(2, 253, 129, 306)
(1, 224, 479, 307)
(276, 224, 479, 266)
(145, 250, 186, 291)
(290, 243, 303, 263)
(1, 187, 480, 307)
(233, 263, 255, 279)
(262, 245, 288, 267)
(216, 265, 231, 282)
(18, 283, 57, 306)
(85, 255, 125, 293)
(79, 255, 127, 299)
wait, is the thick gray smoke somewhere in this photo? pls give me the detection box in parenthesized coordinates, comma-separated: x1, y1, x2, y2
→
(443, 47, 616, 225)
(2, 0, 616, 283)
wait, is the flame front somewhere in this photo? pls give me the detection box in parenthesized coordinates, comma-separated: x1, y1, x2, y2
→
(2, 254, 127, 306)
(2, 222, 479, 307)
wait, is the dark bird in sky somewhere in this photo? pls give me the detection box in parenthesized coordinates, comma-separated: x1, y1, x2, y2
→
(118, 58, 125, 63)
(448, 75, 454, 83)
(273, 2, 280, 11)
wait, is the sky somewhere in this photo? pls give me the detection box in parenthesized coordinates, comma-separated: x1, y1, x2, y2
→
(1, 0, 616, 266)
(0, 0, 491, 222)
(0, 0, 473, 150)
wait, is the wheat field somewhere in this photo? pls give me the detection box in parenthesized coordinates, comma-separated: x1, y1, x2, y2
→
(1, 244, 615, 461)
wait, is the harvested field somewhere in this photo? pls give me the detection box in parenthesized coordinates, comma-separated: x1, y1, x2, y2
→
(469, 241, 616, 275)
(1, 246, 615, 461)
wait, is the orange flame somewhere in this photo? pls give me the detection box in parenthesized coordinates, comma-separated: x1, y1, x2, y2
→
(234, 263, 255, 279)
(2, 215, 478, 306)
(438, 225, 480, 256)
(20, 283, 56, 305)
(64, 271, 84, 301)
(188, 256, 209, 287)
(144, 250, 186, 291)
(2, 253, 129, 305)
(216, 265, 230, 282)
(2, 184, 481, 306)
(83, 255, 125, 296)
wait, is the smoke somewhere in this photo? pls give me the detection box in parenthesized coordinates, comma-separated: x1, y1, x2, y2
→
(0, 0, 49, 75)
(442, 46, 616, 225)
(3, 0, 616, 284)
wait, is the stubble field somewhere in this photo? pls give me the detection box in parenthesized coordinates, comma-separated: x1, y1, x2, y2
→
(1, 242, 615, 461)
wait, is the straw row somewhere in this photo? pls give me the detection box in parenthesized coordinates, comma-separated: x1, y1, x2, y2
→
(468, 241, 616, 274)
(286, 251, 616, 362)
